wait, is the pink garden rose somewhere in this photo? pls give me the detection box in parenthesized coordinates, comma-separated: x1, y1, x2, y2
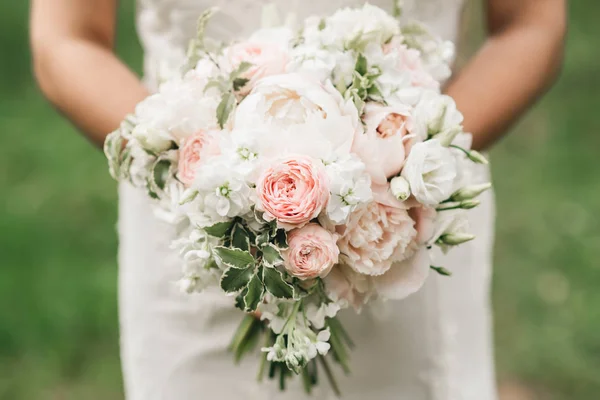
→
(224, 41, 289, 94)
(383, 37, 439, 90)
(256, 155, 330, 230)
(336, 184, 417, 276)
(177, 130, 220, 187)
(283, 223, 339, 280)
(352, 103, 420, 185)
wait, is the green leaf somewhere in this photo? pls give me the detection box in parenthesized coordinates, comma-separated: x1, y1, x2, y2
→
(204, 79, 227, 94)
(244, 271, 264, 311)
(274, 229, 288, 249)
(104, 130, 124, 180)
(232, 77, 250, 92)
(195, 7, 218, 48)
(214, 246, 255, 269)
(318, 18, 326, 31)
(355, 53, 368, 76)
(216, 92, 236, 129)
(235, 287, 249, 311)
(220, 265, 254, 293)
(204, 221, 234, 238)
(262, 244, 284, 267)
(231, 224, 251, 252)
(263, 267, 295, 299)
(255, 231, 270, 248)
(152, 159, 171, 191)
(231, 61, 254, 79)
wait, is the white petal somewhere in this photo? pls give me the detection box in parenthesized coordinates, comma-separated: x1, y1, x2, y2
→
(373, 248, 431, 300)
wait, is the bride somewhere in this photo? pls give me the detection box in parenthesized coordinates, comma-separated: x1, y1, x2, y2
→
(30, 0, 565, 399)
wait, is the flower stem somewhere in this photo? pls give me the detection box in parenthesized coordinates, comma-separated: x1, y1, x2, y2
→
(318, 355, 341, 397)
(328, 317, 355, 349)
(229, 313, 256, 353)
(257, 330, 273, 382)
(301, 366, 313, 395)
(449, 144, 470, 156)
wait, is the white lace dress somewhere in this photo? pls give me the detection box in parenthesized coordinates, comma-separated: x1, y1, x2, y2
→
(119, 1, 497, 399)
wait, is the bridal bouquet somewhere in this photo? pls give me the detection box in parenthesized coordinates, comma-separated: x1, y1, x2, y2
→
(105, 3, 490, 395)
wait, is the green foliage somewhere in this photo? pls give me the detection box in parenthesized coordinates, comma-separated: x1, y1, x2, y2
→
(213, 246, 255, 269)
(262, 267, 295, 299)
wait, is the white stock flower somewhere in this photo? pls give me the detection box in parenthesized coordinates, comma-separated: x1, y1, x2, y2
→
(171, 229, 221, 293)
(305, 302, 341, 330)
(191, 159, 253, 222)
(288, 47, 355, 88)
(218, 128, 264, 180)
(324, 154, 373, 225)
(401, 139, 457, 206)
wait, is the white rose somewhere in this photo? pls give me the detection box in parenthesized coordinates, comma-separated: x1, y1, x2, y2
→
(413, 91, 464, 141)
(325, 4, 400, 47)
(288, 47, 355, 88)
(131, 120, 173, 152)
(427, 209, 472, 251)
(233, 73, 361, 160)
(401, 139, 457, 206)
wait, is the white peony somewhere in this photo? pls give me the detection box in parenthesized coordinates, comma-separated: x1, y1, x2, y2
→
(233, 74, 361, 161)
(131, 62, 222, 150)
(401, 139, 457, 206)
(323, 264, 374, 311)
(336, 185, 417, 276)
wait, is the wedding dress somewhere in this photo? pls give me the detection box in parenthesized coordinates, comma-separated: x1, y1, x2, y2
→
(119, 1, 497, 399)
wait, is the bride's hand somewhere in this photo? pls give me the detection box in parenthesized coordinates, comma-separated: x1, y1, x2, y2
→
(30, 0, 149, 148)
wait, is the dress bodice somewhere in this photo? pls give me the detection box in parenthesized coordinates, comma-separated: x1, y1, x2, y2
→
(136, 0, 466, 84)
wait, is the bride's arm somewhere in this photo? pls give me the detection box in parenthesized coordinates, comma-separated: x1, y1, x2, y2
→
(445, 0, 567, 150)
(30, 0, 148, 148)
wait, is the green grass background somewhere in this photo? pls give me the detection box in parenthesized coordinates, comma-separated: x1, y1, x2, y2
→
(0, 1, 598, 399)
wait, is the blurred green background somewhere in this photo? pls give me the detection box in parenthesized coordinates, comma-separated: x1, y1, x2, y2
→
(0, 1, 598, 399)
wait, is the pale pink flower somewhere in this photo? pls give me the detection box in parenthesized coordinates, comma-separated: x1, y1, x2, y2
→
(336, 184, 417, 276)
(352, 103, 420, 185)
(282, 223, 339, 280)
(177, 130, 220, 187)
(323, 264, 373, 311)
(383, 38, 439, 90)
(408, 200, 437, 245)
(224, 41, 289, 94)
(372, 247, 431, 300)
(256, 155, 330, 230)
